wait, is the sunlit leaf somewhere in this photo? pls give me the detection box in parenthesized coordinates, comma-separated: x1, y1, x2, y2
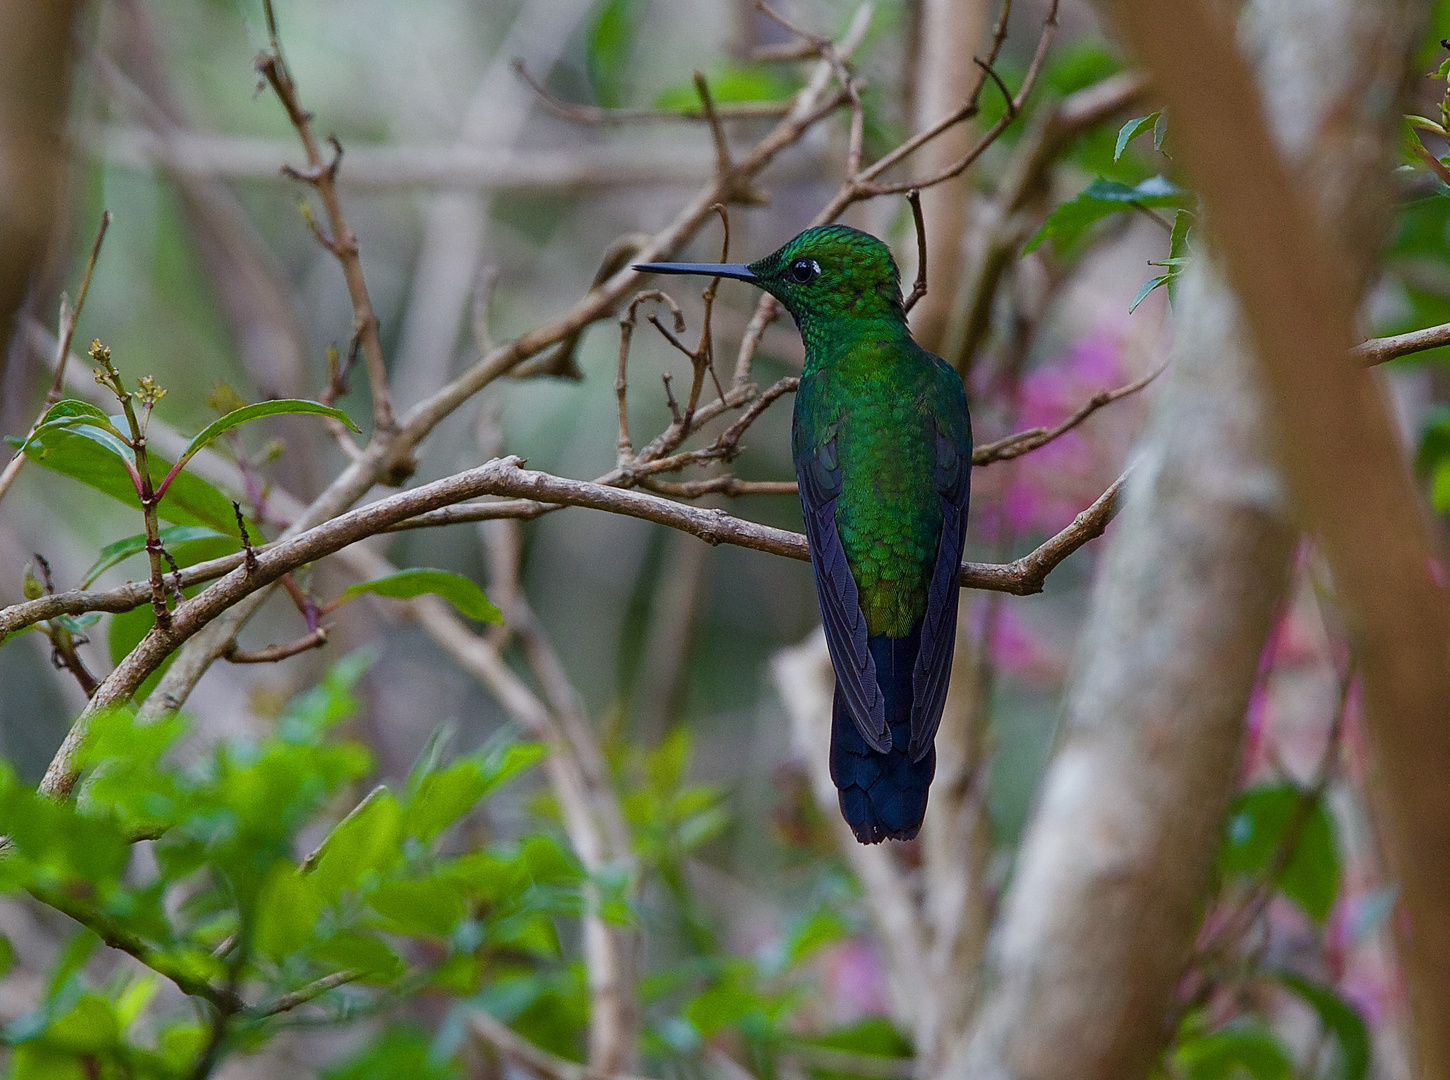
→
(1025, 175, 1191, 255)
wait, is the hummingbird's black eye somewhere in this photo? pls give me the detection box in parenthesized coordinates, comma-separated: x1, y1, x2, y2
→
(788, 258, 821, 284)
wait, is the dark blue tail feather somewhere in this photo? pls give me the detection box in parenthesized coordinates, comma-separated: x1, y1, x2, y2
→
(829, 626, 936, 843)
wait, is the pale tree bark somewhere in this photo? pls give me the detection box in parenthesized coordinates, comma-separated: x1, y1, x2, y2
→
(948, 0, 1427, 1078)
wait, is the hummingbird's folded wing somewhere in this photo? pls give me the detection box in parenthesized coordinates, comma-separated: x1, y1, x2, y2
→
(909, 365, 973, 762)
(793, 421, 890, 754)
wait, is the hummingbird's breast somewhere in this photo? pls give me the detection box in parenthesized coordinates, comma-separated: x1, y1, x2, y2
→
(827, 342, 943, 639)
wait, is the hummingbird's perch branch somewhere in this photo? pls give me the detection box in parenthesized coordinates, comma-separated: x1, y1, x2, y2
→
(2, 461, 1125, 648)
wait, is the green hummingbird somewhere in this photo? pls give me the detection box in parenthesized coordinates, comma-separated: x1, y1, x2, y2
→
(637, 224, 972, 843)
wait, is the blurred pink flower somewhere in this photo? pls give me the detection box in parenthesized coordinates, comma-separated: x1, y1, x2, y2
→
(818, 939, 889, 1021)
(1001, 333, 1140, 536)
(987, 604, 1068, 685)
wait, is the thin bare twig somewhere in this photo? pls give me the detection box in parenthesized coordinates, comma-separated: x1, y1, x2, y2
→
(222, 626, 329, 664)
(1352, 320, 1450, 365)
(857, 0, 1060, 196)
(971, 361, 1168, 465)
(255, 0, 401, 446)
(903, 188, 928, 313)
(249, 969, 363, 1018)
(48, 212, 112, 405)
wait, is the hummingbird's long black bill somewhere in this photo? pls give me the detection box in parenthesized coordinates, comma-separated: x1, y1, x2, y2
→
(634, 262, 758, 282)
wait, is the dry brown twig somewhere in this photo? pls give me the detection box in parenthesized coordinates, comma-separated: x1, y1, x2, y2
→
(254, 0, 401, 452)
(902, 188, 929, 314)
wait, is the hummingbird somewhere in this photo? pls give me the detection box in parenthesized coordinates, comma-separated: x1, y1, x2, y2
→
(637, 225, 972, 843)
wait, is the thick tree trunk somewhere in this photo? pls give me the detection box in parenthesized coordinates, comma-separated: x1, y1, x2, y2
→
(949, 0, 1426, 1077)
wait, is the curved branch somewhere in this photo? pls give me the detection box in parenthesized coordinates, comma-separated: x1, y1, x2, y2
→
(1352, 320, 1450, 365)
(971, 361, 1167, 465)
(5, 462, 1125, 674)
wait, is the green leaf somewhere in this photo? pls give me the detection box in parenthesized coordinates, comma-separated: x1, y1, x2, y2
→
(1174, 1022, 1292, 1080)
(1220, 784, 1341, 922)
(45, 994, 120, 1053)
(587, 0, 637, 108)
(33, 416, 138, 473)
(1025, 175, 1191, 255)
(46, 929, 102, 1000)
(254, 865, 325, 962)
(784, 906, 849, 967)
(402, 742, 545, 843)
(309, 787, 404, 901)
(1153, 107, 1169, 150)
(21, 420, 249, 533)
(1128, 275, 1171, 314)
(1169, 208, 1193, 259)
(338, 568, 502, 624)
(1114, 113, 1161, 162)
(1042, 41, 1120, 97)
(1273, 972, 1370, 1080)
(367, 878, 466, 938)
(655, 65, 796, 110)
(324, 1026, 462, 1080)
(1416, 405, 1450, 514)
(113, 974, 159, 1031)
(80, 525, 230, 588)
(314, 931, 404, 982)
(169, 399, 357, 486)
(0, 934, 13, 978)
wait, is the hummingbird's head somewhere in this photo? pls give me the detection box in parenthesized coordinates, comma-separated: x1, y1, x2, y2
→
(746, 225, 904, 326)
(635, 224, 905, 330)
